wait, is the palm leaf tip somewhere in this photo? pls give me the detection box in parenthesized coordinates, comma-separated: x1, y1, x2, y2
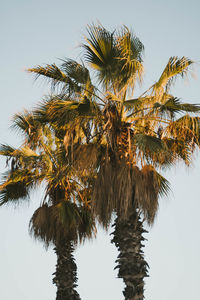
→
(0, 144, 16, 156)
(155, 56, 194, 93)
(27, 64, 80, 94)
(83, 24, 115, 69)
(0, 181, 29, 206)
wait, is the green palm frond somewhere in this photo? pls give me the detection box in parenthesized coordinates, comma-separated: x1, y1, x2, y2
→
(165, 115, 200, 145)
(34, 95, 97, 128)
(163, 137, 192, 165)
(155, 171, 170, 198)
(40, 99, 79, 125)
(117, 26, 144, 62)
(12, 111, 35, 132)
(83, 24, 116, 71)
(0, 181, 29, 206)
(27, 64, 81, 94)
(123, 97, 142, 108)
(11, 111, 44, 148)
(0, 144, 39, 171)
(153, 96, 200, 119)
(0, 168, 37, 206)
(83, 24, 117, 89)
(83, 24, 144, 93)
(134, 134, 165, 155)
(33, 95, 75, 124)
(60, 59, 95, 98)
(60, 59, 91, 85)
(115, 26, 144, 92)
(154, 56, 193, 94)
(0, 144, 16, 157)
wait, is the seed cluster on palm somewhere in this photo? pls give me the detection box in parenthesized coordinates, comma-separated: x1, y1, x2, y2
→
(1, 24, 200, 300)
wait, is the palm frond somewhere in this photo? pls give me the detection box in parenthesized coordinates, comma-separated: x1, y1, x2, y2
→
(154, 56, 193, 94)
(83, 24, 115, 70)
(134, 134, 165, 155)
(123, 97, 142, 108)
(0, 144, 16, 157)
(133, 165, 159, 224)
(0, 182, 29, 206)
(155, 172, 170, 198)
(29, 202, 95, 247)
(27, 64, 80, 94)
(11, 111, 44, 148)
(92, 160, 135, 227)
(154, 96, 200, 119)
(72, 144, 99, 172)
(134, 165, 170, 224)
(60, 59, 91, 85)
(165, 115, 200, 147)
(115, 26, 144, 92)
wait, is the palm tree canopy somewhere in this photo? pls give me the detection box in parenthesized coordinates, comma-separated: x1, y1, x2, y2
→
(26, 24, 200, 226)
(0, 111, 95, 246)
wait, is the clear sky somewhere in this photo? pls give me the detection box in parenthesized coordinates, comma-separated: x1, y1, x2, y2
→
(1, 1, 200, 299)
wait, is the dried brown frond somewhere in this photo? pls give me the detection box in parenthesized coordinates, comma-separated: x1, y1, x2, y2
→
(73, 144, 98, 172)
(29, 201, 96, 247)
(92, 160, 164, 227)
(134, 165, 159, 224)
(92, 160, 135, 227)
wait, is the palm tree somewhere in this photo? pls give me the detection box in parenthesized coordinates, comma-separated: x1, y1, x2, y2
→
(0, 111, 95, 300)
(27, 24, 200, 299)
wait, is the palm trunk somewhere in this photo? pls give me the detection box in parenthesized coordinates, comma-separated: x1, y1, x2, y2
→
(53, 240, 81, 300)
(111, 211, 149, 300)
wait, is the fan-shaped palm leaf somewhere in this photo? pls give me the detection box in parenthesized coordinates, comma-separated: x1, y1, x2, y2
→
(153, 56, 193, 95)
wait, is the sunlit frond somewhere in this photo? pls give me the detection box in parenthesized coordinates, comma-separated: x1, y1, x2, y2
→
(0, 168, 37, 206)
(0, 144, 16, 157)
(153, 96, 200, 119)
(83, 24, 117, 88)
(60, 59, 90, 85)
(0, 181, 29, 206)
(154, 56, 193, 95)
(165, 115, 200, 146)
(116, 26, 144, 92)
(27, 64, 81, 94)
(83, 25, 115, 70)
(11, 111, 44, 148)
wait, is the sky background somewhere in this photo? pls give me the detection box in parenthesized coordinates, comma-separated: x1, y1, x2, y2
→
(1, 0, 200, 299)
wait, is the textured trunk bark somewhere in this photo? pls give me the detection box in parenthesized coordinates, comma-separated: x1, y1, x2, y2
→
(111, 211, 149, 300)
(53, 240, 81, 300)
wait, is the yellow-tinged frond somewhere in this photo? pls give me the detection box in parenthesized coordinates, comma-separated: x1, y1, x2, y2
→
(153, 56, 193, 95)
(27, 64, 81, 95)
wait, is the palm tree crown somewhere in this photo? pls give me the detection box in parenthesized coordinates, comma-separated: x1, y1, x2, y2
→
(27, 24, 200, 225)
(7, 23, 200, 300)
(0, 111, 95, 299)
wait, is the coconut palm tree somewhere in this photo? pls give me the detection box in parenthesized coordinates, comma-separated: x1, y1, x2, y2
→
(27, 24, 200, 300)
(0, 111, 95, 300)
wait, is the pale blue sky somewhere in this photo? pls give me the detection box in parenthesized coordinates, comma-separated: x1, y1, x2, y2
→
(1, 1, 200, 299)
